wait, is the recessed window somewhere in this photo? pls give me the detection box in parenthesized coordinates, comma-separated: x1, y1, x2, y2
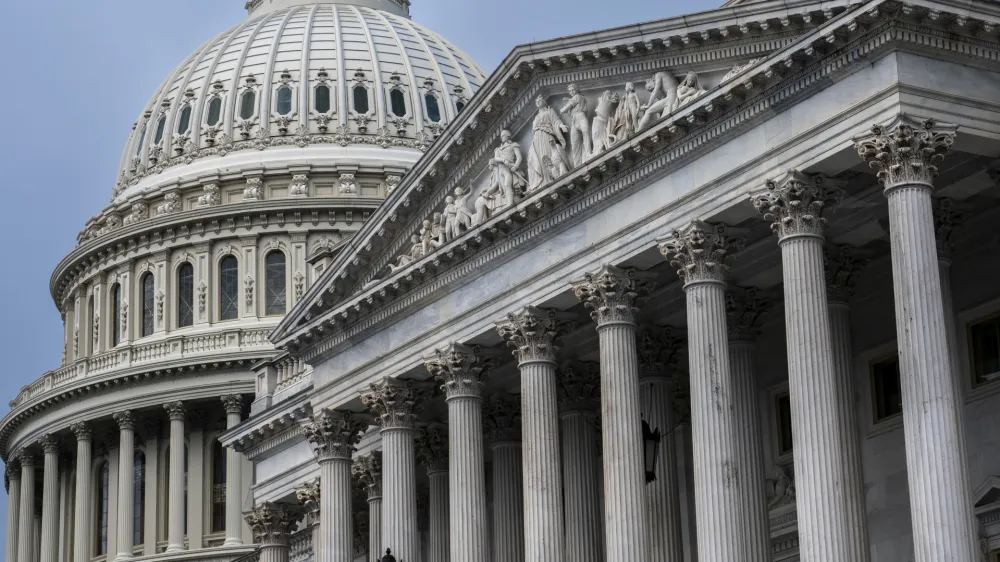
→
(177, 263, 194, 328)
(87, 296, 95, 356)
(135, 124, 147, 156)
(219, 256, 239, 321)
(315, 85, 331, 114)
(275, 86, 293, 116)
(239, 91, 256, 120)
(352, 85, 369, 114)
(176, 106, 192, 135)
(153, 115, 167, 144)
(211, 441, 227, 533)
(390, 89, 406, 117)
(871, 355, 903, 423)
(206, 97, 222, 127)
(133, 451, 145, 546)
(774, 392, 793, 456)
(456, 100, 466, 113)
(265, 251, 286, 316)
(425, 94, 441, 123)
(970, 314, 1000, 387)
(141, 273, 155, 338)
(111, 283, 122, 346)
(96, 461, 110, 555)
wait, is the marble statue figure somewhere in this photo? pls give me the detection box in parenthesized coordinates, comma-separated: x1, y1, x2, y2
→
(527, 95, 569, 192)
(637, 71, 680, 131)
(476, 129, 525, 224)
(675, 71, 707, 109)
(389, 234, 423, 273)
(611, 81, 641, 143)
(591, 90, 618, 155)
(560, 83, 592, 167)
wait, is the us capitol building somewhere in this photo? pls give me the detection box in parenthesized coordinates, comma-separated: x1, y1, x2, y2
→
(6, 0, 1000, 561)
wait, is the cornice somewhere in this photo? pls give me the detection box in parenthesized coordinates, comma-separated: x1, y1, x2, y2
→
(273, 1, 1000, 363)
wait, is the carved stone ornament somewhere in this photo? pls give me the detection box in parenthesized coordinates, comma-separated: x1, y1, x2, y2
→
(123, 202, 149, 226)
(658, 221, 745, 286)
(571, 265, 655, 326)
(302, 408, 366, 461)
(483, 396, 521, 443)
(113, 410, 137, 430)
(295, 478, 321, 517)
(16, 448, 36, 467)
(637, 326, 684, 379)
(293, 271, 305, 301)
(495, 306, 571, 365)
(339, 173, 357, 195)
(70, 422, 92, 441)
(156, 290, 165, 322)
(164, 401, 186, 421)
(385, 174, 402, 194)
(415, 426, 448, 472)
(360, 379, 422, 430)
(726, 287, 771, 342)
(39, 434, 60, 454)
(932, 197, 964, 261)
(221, 394, 244, 415)
(120, 301, 129, 337)
(424, 343, 492, 399)
(854, 115, 956, 191)
(752, 170, 842, 239)
(244, 177, 264, 201)
(352, 452, 383, 498)
(289, 173, 309, 198)
(557, 361, 600, 414)
(197, 282, 207, 312)
(199, 183, 221, 207)
(825, 245, 868, 303)
(244, 502, 304, 546)
(156, 192, 181, 215)
(766, 464, 796, 510)
(245, 275, 255, 308)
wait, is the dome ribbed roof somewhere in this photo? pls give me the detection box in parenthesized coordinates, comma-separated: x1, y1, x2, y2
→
(115, 2, 487, 201)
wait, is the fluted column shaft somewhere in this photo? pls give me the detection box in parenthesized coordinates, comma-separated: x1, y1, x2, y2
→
(428, 470, 450, 562)
(114, 412, 136, 561)
(369, 495, 383, 560)
(491, 442, 524, 562)
(560, 411, 602, 562)
(321, 458, 354, 562)
(448, 395, 487, 561)
(165, 404, 186, 552)
(17, 454, 36, 562)
(382, 426, 418, 559)
(40, 439, 60, 562)
(72, 425, 93, 562)
(246, 504, 301, 562)
(260, 542, 291, 562)
(223, 396, 244, 546)
(518, 360, 563, 561)
(7, 466, 21, 562)
(728, 341, 770, 562)
(640, 376, 683, 562)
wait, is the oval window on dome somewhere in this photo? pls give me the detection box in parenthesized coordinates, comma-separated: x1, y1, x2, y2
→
(135, 124, 147, 156)
(153, 115, 166, 144)
(239, 91, 256, 120)
(206, 97, 222, 127)
(352, 85, 369, 114)
(315, 85, 331, 114)
(275, 86, 293, 116)
(425, 94, 441, 123)
(177, 106, 192, 135)
(390, 89, 406, 118)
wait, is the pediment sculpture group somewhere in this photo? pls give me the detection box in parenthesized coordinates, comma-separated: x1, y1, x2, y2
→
(388, 69, 708, 274)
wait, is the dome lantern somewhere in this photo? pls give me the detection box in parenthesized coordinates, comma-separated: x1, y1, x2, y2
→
(245, 0, 411, 18)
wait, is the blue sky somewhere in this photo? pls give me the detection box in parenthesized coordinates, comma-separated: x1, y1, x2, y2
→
(0, 0, 704, 548)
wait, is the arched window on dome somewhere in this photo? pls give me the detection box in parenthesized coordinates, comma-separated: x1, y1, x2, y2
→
(95, 460, 110, 555)
(314, 84, 331, 114)
(177, 106, 193, 136)
(110, 283, 122, 346)
(352, 85, 369, 115)
(390, 89, 407, 118)
(239, 91, 257, 121)
(456, 100, 466, 113)
(140, 273, 155, 338)
(135, 123, 147, 156)
(264, 251, 286, 316)
(153, 115, 167, 145)
(275, 86, 293, 116)
(219, 256, 239, 321)
(211, 440, 226, 533)
(206, 97, 223, 127)
(133, 451, 146, 546)
(425, 93, 442, 123)
(177, 263, 194, 328)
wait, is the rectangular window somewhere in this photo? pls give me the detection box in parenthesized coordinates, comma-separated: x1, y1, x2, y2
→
(774, 392, 793, 456)
(871, 355, 903, 423)
(970, 314, 1000, 387)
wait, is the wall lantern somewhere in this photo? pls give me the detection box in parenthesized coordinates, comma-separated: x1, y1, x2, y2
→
(642, 418, 662, 484)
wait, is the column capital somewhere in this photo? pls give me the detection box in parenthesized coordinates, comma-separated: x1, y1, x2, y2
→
(854, 115, 956, 191)
(424, 343, 492, 399)
(5, 458, 21, 480)
(557, 361, 600, 414)
(360, 379, 424, 430)
(352, 452, 383, 499)
(726, 287, 772, 343)
(70, 422, 92, 441)
(825, 245, 868, 303)
(932, 197, 965, 262)
(658, 221, 744, 286)
(752, 170, 843, 240)
(484, 396, 521, 443)
(16, 448, 36, 468)
(637, 326, 684, 379)
(302, 408, 365, 461)
(39, 434, 60, 455)
(294, 478, 321, 518)
(163, 401, 186, 421)
(221, 395, 244, 416)
(243, 502, 304, 546)
(113, 410, 137, 431)
(415, 426, 448, 473)
(495, 306, 572, 365)
(571, 265, 655, 326)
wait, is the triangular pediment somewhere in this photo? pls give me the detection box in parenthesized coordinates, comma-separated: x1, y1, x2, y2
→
(975, 476, 1000, 509)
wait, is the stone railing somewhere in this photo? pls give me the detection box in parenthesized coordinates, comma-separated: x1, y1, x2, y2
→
(289, 527, 314, 562)
(10, 327, 275, 409)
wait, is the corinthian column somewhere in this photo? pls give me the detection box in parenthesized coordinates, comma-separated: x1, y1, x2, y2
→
(71, 423, 92, 562)
(484, 397, 524, 562)
(304, 409, 366, 562)
(856, 117, 977, 561)
(724, 289, 772, 562)
(17, 449, 36, 562)
(556, 361, 603, 562)
(163, 402, 187, 552)
(245, 503, 304, 562)
(221, 395, 245, 546)
(6, 460, 21, 562)
(415, 427, 449, 562)
(295, 479, 321, 559)
(39, 435, 60, 562)
(496, 307, 569, 562)
(426, 343, 492, 562)
(825, 246, 873, 562)
(113, 410, 136, 561)
(931, 198, 967, 411)
(354, 453, 383, 561)
(361, 380, 423, 561)
(658, 221, 746, 562)
(636, 327, 684, 562)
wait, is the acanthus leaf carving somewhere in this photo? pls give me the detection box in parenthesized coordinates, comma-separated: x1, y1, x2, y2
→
(657, 221, 744, 285)
(854, 116, 956, 190)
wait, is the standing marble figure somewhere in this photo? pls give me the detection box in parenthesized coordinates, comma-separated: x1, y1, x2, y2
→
(560, 84, 592, 166)
(527, 96, 570, 191)
(476, 129, 525, 224)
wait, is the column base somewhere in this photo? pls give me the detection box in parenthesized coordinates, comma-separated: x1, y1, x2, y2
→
(165, 545, 185, 553)
(114, 554, 134, 562)
(223, 538, 244, 547)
